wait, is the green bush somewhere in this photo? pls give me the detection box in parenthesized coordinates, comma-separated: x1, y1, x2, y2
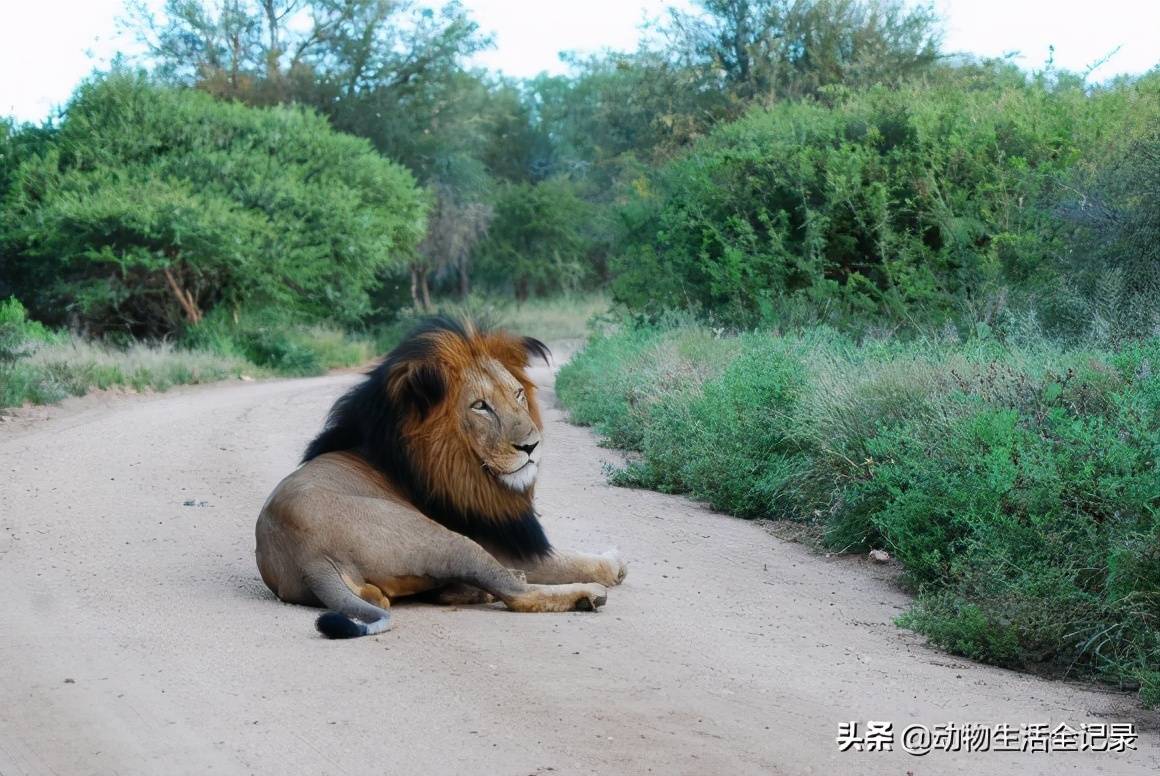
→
(1, 297, 60, 405)
(619, 335, 811, 518)
(0, 297, 55, 364)
(183, 308, 377, 377)
(557, 316, 737, 450)
(558, 320, 1160, 703)
(474, 178, 599, 300)
(860, 367, 1160, 678)
(1060, 118, 1160, 340)
(611, 68, 1160, 331)
(1, 73, 426, 337)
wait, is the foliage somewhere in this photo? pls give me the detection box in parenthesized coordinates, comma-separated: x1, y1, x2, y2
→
(660, 0, 941, 103)
(474, 178, 599, 299)
(0, 297, 57, 366)
(1060, 117, 1160, 340)
(526, 51, 723, 176)
(182, 308, 377, 376)
(558, 319, 1160, 703)
(612, 68, 1159, 329)
(126, 0, 491, 110)
(1, 73, 425, 336)
(124, 0, 509, 304)
(0, 293, 253, 408)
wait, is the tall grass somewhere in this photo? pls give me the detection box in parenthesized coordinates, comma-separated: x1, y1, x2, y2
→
(557, 320, 1160, 705)
(0, 295, 611, 411)
(414, 293, 611, 343)
(1, 337, 253, 407)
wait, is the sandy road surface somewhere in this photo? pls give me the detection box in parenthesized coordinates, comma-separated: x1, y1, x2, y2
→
(1, 359, 1157, 776)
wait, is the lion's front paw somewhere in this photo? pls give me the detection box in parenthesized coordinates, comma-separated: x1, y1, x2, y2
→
(573, 583, 608, 611)
(598, 548, 628, 586)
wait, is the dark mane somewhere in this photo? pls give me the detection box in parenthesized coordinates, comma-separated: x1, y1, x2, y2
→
(302, 316, 553, 560)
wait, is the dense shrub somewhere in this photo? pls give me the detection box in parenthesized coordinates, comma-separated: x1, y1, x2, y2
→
(558, 320, 1160, 703)
(0, 73, 426, 337)
(474, 178, 599, 300)
(611, 68, 1160, 330)
(0, 297, 56, 365)
(1059, 119, 1160, 339)
(183, 308, 377, 377)
(614, 335, 812, 517)
(0, 296, 252, 407)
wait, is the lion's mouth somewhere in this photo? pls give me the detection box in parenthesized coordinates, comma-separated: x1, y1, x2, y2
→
(484, 458, 535, 477)
(492, 459, 538, 493)
(504, 460, 534, 476)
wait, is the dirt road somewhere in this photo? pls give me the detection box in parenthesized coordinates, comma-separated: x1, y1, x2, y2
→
(1, 359, 1156, 775)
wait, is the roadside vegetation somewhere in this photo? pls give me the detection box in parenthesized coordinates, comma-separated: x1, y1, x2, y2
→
(559, 320, 1160, 705)
(0, 293, 602, 410)
(550, 3, 1159, 704)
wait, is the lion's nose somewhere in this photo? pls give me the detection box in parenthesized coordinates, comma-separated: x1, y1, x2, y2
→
(513, 441, 539, 455)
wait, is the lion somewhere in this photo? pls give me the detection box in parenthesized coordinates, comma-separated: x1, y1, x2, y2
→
(255, 316, 627, 638)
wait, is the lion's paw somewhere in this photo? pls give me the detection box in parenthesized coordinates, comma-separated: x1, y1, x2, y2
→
(573, 583, 608, 611)
(598, 548, 628, 586)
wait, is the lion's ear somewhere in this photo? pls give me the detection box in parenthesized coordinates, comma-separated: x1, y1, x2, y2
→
(522, 337, 551, 367)
(387, 361, 446, 418)
(481, 332, 550, 371)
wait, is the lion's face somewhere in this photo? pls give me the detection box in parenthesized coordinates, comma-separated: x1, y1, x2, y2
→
(376, 319, 550, 510)
(459, 357, 543, 493)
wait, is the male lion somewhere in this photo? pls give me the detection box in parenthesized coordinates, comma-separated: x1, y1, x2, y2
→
(256, 317, 627, 638)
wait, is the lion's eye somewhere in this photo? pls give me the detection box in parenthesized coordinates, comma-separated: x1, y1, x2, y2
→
(471, 400, 490, 412)
(515, 388, 526, 404)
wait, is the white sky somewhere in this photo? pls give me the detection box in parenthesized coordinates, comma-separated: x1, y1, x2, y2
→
(1, 0, 1158, 123)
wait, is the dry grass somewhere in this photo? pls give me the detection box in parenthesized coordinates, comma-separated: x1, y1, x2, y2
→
(2, 337, 253, 408)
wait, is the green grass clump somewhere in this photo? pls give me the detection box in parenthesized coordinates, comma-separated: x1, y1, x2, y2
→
(183, 308, 378, 377)
(0, 298, 379, 409)
(420, 293, 611, 344)
(1, 295, 612, 411)
(557, 320, 1160, 703)
(1, 334, 254, 408)
(617, 334, 811, 518)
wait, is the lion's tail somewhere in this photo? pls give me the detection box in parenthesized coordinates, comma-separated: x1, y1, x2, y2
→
(307, 561, 392, 639)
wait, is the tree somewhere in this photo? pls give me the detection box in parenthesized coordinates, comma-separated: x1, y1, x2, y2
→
(125, 1, 501, 308)
(412, 182, 492, 307)
(125, 0, 490, 105)
(1, 74, 425, 335)
(474, 179, 595, 300)
(661, 0, 942, 103)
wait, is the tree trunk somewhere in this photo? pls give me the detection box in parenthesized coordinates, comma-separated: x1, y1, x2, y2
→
(410, 265, 432, 311)
(410, 265, 422, 309)
(458, 259, 470, 299)
(420, 268, 432, 310)
(163, 267, 203, 325)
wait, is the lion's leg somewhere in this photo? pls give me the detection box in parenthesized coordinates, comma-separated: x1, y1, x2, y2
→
(425, 583, 496, 606)
(495, 548, 628, 587)
(452, 548, 607, 614)
(425, 570, 528, 606)
(385, 516, 607, 613)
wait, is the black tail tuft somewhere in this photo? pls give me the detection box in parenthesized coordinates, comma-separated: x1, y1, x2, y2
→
(316, 611, 366, 639)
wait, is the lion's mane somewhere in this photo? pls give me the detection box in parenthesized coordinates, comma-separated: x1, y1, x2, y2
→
(302, 316, 553, 559)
